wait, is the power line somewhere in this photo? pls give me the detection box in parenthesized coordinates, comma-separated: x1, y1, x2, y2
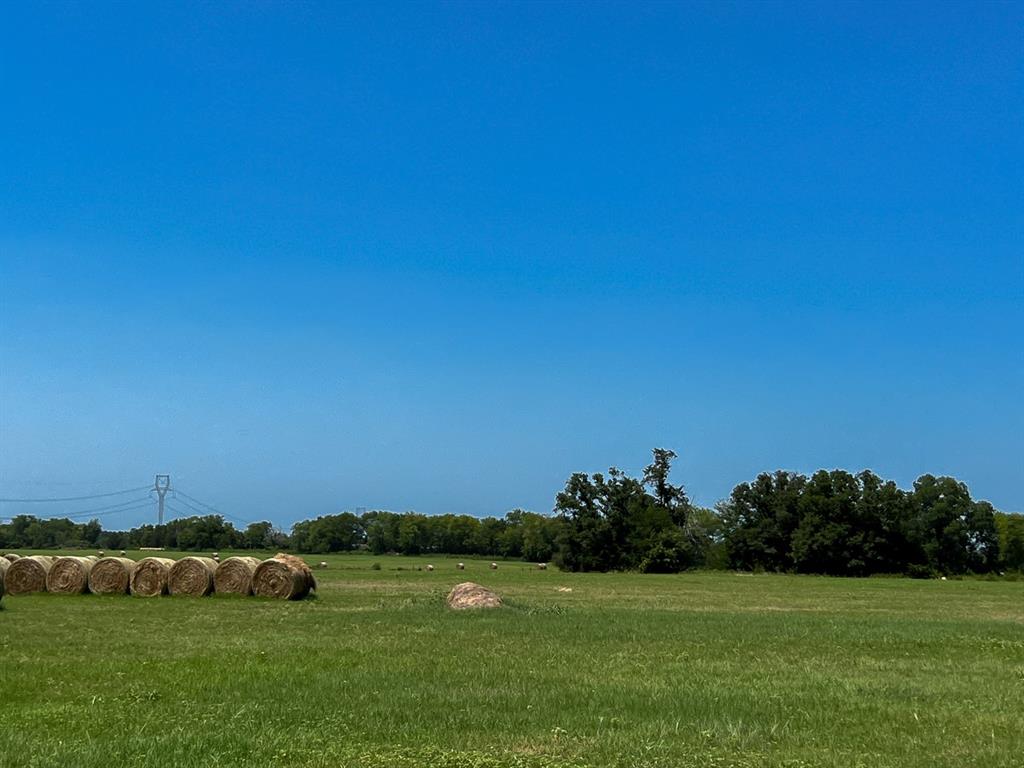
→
(1, 499, 155, 522)
(63, 501, 155, 520)
(171, 490, 221, 514)
(166, 495, 209, 518)
(0, 485, 152, 503)
(173, 489, 259, 527)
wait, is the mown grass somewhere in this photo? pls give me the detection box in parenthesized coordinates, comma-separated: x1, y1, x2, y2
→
(1, 551, 1022, 767)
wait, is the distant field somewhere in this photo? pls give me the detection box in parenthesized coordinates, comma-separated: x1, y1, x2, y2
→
(1, 551, 1022, 768)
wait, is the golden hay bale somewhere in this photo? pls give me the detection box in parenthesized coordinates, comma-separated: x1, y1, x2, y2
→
(88, 557, 136, 595)
(0, 557, 9, 597)
(447, 581, 502, 610)
(47, 556, 99, 594)
(130, 557, 176, 597)
(4, 553, 21, 562)
(6, 555, 55, 595)
(213, 556, 262, 595)
(168, 556, 218, 597)
(252, 553, 315, 600)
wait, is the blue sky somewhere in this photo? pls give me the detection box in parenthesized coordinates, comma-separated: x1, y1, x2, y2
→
(1, 1, 1021, 529)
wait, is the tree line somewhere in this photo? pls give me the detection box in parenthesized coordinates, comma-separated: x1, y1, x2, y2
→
(1, 449, 1021, 576)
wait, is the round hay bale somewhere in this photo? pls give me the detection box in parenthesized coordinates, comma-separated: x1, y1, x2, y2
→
(130, 557, 176, 597)
(447, 581, 502, 610)
(4, 553, 21, 562)
(213, 556, 261, 595)
(6, 555, 55, 595)
(490, 562, 498, 570)
(457, 562, 465, 570)
(252, 553, 314, 600)
(47, 556, 98, 594)
(168, 556, 218, 597)
(0, 556, 9, 597)
(89, 557, 136, 595)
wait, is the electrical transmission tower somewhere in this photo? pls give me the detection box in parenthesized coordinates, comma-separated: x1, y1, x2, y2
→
(154, 474, 171, 525)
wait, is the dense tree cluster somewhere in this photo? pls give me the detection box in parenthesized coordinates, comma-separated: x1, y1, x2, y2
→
(2, 450, 1020, 577)
(719, 470, 1003, 576)
(551, 450, 1018, 576)
(552, 449, 719, 572)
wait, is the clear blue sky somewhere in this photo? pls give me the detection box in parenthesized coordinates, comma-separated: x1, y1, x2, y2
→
(1, 2, 1021, 530)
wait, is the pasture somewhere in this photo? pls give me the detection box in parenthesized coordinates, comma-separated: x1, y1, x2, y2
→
(1, 552, 1022, 768)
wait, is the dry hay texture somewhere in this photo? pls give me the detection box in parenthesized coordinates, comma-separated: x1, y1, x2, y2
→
(0, 556, 9, 599)
(252, 553, 316, 600)
(168, 556, 218, 597)
(5, 555, 55, 595)
(447, 581, 503, 610)
(4, 553, 21, 562)
(130, 557, 177, 597)
(88, 557, 137, 595)
(47, 556, 99, 594)
(213, 556, 262, 595)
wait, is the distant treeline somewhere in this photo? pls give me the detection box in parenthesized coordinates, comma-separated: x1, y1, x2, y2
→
(2, 450, 1021, 577)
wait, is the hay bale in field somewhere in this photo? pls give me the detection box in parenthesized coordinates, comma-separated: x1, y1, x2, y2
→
(89, 557, 136, 595)
(5, 555, 55, 595)
(252, 553, 315, 600)
(47, 556, 99, 594)
(426, 564, 434, 571)
(538, 562, 548, 570)
(446, 581, 502, 610)
(457, 562, 465, 570)
(4, 553, 21, 562)
(0, 556, 9, 596)
(130, 557, 176, 597)
(490, 562, 498, 570)
(213, 556, 261, 595)
(168, 556, 218, 597)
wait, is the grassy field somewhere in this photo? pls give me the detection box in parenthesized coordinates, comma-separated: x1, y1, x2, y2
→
(1, 551, 1022, 768)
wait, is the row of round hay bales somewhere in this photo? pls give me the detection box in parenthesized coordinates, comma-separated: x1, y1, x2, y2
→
(0, 553, 315, 600)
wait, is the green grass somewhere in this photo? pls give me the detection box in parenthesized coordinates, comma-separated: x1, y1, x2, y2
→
(1, 551, 1022, 768)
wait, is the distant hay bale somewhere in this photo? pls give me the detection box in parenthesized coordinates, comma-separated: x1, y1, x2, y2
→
(538, 562, 548, 570)
(130, 557, 176, 597)
(47, 556, 99, 594)
(252, 553, 315, 600)
(168, 556, 218, 597)
(426, 564, 434, 571)
(490, 562, 498, 570)
(4, 553, 21, 562)
(89, 557, 136, 595)
(447, 581, 502, 610)
(457, 562, 465, 570)
(6, 555, 55, 595)
(214, 556, 262, 595)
